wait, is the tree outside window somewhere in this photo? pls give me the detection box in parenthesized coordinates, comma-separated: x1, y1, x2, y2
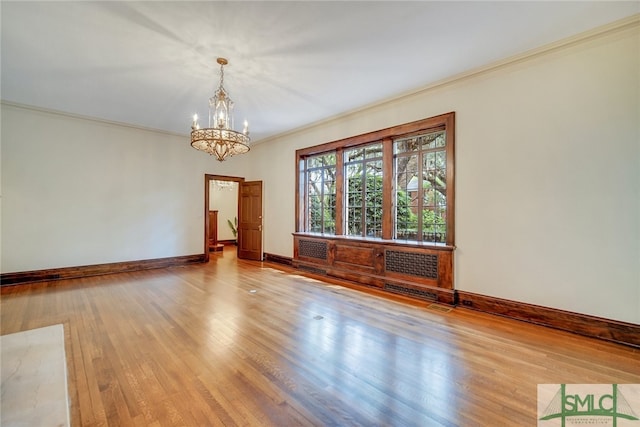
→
(394, 131, 447, 243)
(344, 143, 383, 238)
(296, 112, 454, 246)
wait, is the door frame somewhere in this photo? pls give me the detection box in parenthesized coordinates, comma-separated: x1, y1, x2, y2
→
(204, 174, 244, 262)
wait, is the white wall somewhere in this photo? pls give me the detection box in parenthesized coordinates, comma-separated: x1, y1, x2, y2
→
(1, 104, 243, 271)
(249, 21, 639, 324)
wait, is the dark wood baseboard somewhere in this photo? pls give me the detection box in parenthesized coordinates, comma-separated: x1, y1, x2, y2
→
(288, 261, 639, 348)
(263, 253, 293, 266)
(457, 290, 640, 348)
(0, 254, 207, 286)
(3, 254, 637, 348)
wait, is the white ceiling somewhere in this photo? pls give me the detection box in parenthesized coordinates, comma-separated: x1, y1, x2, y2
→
(2, 1, 638, 143)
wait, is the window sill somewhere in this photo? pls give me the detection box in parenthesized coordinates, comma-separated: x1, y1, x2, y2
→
(292, 232, 455, 251)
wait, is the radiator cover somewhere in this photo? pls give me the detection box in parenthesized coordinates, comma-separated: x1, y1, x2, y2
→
(385, 250, 438, 279)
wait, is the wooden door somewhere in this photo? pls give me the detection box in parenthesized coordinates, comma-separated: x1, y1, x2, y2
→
(238, 180, 263, 260)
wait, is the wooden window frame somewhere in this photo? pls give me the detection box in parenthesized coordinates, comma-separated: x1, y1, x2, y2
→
(393, 130, 448, 244)
(302, 152, 338, 234)
(295, 112, 455, 248)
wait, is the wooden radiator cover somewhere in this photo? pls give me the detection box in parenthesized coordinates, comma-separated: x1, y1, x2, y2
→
(293, 233, 454, 304)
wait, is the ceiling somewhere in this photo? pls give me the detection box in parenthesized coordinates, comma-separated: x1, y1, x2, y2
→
(2, 1, 638, 143)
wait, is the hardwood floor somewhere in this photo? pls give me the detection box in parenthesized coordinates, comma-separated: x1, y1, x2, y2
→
(2, 251, 638, 426)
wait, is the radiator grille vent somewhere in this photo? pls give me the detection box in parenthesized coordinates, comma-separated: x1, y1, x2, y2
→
(385, 251, 438, 279)
(299, 240, 328, 260)
(298, 265, 327, 275)
(384, 283, 437, 301)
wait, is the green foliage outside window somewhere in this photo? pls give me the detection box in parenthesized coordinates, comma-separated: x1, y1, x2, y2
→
(298, 113, 454, 245)
(346, 172, 383, 237)
(307, 153, 336, 234)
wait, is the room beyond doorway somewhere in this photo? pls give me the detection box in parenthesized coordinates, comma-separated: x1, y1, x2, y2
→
(204, 174, 244, 262)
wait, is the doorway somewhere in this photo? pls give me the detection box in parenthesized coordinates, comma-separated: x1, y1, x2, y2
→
(204, 174, 263, 262)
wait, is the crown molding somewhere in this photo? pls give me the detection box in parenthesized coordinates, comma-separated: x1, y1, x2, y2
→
(0, 100, 187, 139)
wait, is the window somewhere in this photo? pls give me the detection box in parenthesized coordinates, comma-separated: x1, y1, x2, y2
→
(303, 152, 337, 234)
(344, 143, 383, 238)
(394, 131, 447, 243)
(296, 112, 454, 246)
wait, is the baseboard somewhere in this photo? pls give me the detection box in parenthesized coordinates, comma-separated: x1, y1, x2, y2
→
(0, 254, 207, 286)
(4, 255, 636, 348)
(456, 291, 640, 348)
(287, 260, 639, 348)
(263, 253, 293, 266)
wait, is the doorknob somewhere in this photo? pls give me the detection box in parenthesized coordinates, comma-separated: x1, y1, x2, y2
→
(258, 225, 262, 231)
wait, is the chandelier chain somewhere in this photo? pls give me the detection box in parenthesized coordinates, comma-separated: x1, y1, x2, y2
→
(218, 62, 225, 92)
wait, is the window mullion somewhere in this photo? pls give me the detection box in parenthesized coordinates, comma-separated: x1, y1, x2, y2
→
(381, 138, 393, 239)
(335, 148, 344, 235)
(320, 169, 326, 233)
(361, 162, 367, 237)
(417, 152, 424, 242)
(303, 164, 308, 232)
(445, 116, 455, 246)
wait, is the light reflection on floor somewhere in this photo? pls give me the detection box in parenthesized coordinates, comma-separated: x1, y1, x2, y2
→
(296, 296, 459, 424)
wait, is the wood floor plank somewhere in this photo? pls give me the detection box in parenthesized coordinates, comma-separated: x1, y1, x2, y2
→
(2, 250, 639, 426)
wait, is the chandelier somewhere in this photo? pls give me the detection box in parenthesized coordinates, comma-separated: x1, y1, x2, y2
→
(191, 58, 250, 161)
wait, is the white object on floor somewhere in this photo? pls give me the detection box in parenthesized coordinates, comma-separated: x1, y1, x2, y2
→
(1, 324, 70, 427)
